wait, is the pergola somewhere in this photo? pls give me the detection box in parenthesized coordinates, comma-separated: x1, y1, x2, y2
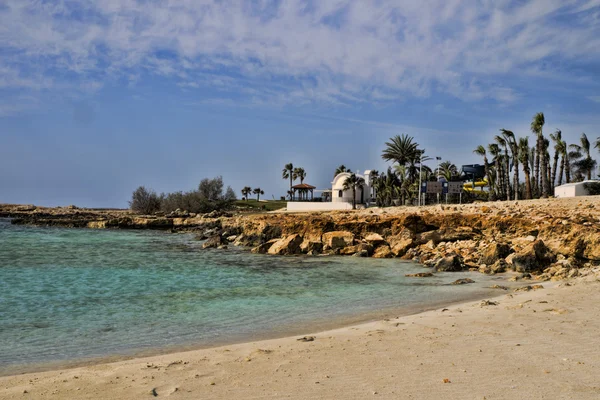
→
(291, 183, 316, 201)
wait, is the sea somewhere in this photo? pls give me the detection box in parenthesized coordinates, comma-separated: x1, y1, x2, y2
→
(0, 218, 511, 375)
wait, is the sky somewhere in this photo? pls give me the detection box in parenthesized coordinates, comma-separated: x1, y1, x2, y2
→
(1, 0, 600, 208)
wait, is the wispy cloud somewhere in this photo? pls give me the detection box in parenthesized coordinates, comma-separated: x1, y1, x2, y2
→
(588, 96, 600, 103)
(1, 0, 600, 115)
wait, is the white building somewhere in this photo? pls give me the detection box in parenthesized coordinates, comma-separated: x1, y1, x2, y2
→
(331, 170, 375, 205)
(554, 180, 598, 198)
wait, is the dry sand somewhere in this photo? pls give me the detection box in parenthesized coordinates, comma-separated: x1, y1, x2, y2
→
(2, 270, 600, 400)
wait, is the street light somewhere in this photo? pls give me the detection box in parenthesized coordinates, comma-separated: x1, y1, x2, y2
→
(418, 154, 432, 206)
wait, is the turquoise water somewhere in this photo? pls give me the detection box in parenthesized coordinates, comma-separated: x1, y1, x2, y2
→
(0, 218, 507, 374)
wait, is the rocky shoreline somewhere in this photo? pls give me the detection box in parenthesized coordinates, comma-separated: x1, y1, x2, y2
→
(2, 197, 599, 281)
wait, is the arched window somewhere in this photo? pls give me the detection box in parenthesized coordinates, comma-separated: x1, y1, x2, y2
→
(338, 190, 343, 198)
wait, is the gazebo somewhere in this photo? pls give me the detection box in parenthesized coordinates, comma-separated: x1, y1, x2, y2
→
(291, 183, 316, 201)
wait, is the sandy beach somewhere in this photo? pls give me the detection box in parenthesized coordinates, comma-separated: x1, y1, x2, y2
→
(1, 268, 599, 400)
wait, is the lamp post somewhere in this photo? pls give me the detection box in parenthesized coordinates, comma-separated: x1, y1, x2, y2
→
(418, 154, 432, 207)
(435, 156, 441, 204)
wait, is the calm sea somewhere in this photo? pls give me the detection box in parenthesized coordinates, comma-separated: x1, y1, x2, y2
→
(0, 218, 509, 374)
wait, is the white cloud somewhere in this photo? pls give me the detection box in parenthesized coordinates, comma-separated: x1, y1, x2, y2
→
(1, 0, 600, 112)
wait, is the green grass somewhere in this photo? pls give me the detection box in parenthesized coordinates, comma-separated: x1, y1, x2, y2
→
(234, 199, 287, 211)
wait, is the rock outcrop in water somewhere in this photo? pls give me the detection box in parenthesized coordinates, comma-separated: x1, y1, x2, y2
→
(2, 197, 599, 280)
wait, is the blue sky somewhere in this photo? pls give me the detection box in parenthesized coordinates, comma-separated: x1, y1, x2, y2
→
(1, 0, 600, 207)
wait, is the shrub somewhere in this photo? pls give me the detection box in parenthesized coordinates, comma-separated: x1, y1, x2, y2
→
(129, 186, 161, 215)
(583, 182, 600, 196)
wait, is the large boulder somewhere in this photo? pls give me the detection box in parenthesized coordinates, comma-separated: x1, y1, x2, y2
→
(268, 234, 303, 255)
(364, 233, 385, 245)
(251, 239, 279, 254)
(511, 240, 556, 273)
(322, 231, 354, 249)
(389, 238, 414, 257)
(372, 245, 393, 258)
(400, 214, 438, 234)
(479, 242, 512, 265)
(340, 243, 374, 256)
(434, 254, 464, 272)
(202, 235, 227, 249)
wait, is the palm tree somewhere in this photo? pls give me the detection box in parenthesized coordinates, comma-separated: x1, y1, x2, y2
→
(293, 167, 306, 184)
(381, 134, 420, 166)
(549, 130, 562, 190)
(555, 139, 567, 186)
(252, 188, 264, 201)
(500, 129, 518, 200)
(439, 161, 458, 181)
(292, 167, 307, 200)
(518, 137, 532, 199)
(570, 133, 597, 180)
(282, 163, 294, 193)
(286, 189, 294, 201)
(488, 143, 502, 201)
(473, 145, 491, 188)
(494, 134, 510, 200)
(334, 165, 350, 177)
(531, 112, 548, 197)
(342, 173, 365, 209)
(241, 186, 252, 200)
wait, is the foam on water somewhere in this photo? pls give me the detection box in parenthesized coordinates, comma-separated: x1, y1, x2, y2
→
(0, 219, 511, 374)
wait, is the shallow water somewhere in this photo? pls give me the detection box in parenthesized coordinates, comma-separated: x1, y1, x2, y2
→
(0, 219, 510, 373)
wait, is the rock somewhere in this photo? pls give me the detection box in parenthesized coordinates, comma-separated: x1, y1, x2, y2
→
(268, 234, 303, 255)
(389, 238, 414, 257)
(226, 235, 238, 242)
(202, 235, 226, 249)
(352, 250, 369, 257)
(322, 231, 354, 249)
(451, 278, 475, 285)
(405, 272, 434, 277)
(479, 242, 512, 265)
(305, 241, 324, 254)
(434, 254, 464, 272)
(372, 245, 393, 258)
(488, 284, 509, 290)
(364, 233, 385, 244)
(400, 214, 438, 233)
(511, 240, 556, 273)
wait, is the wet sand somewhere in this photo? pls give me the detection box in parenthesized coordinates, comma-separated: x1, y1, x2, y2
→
(1, 269, 599, 400)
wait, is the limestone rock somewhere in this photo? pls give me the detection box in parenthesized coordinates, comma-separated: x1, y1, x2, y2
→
(479, 243, 512, 265)
(390, 238, 414, 257)
(372, 245, 393, 258)
(405, 272, 434, 277)
(268, 234, 303, 255)
(251, 239, 279, 254)
(364, 233, 385, 244)
(202, 235, 226, 249)
(322, 231, 354, 249)
(451, 278, 475, 285)
(434, 254, 464, 272)
(511, 240, 556, 273)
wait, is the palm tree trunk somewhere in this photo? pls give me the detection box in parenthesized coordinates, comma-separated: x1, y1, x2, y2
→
(352, 188, 356, 209)
(551, 152, 559, 192)
(504, 148, 511, 201)
(541, 144, 549, 198)
(557, 156, 564, 186)
(524, 168, 532, 200)
(534, 135, 541, 197)
(565, 153, 571, 183)
(513, 158, 519, 201)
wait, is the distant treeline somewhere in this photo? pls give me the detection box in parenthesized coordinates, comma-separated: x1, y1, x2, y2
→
(129, 176, 237, 215)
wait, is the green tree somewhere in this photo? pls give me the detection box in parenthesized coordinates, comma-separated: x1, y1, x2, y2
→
(252, 188, 265, 201)
(382, 134, 421, 166)
(473, 145, 491, 188)
(549, 130, 562, 189)
(241, 186, 252, 200)
(518, 137, 533, 200)
(488, 143, 502, 201)
(282, 163, 294, 193)
(500, 129, 518, 200)
(129, 186, 161, 215)
(342, 173, 365, 210)
(570, 133, 597, 180)
(531, 112, 548, 197)
(334, 165, 350, 177)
